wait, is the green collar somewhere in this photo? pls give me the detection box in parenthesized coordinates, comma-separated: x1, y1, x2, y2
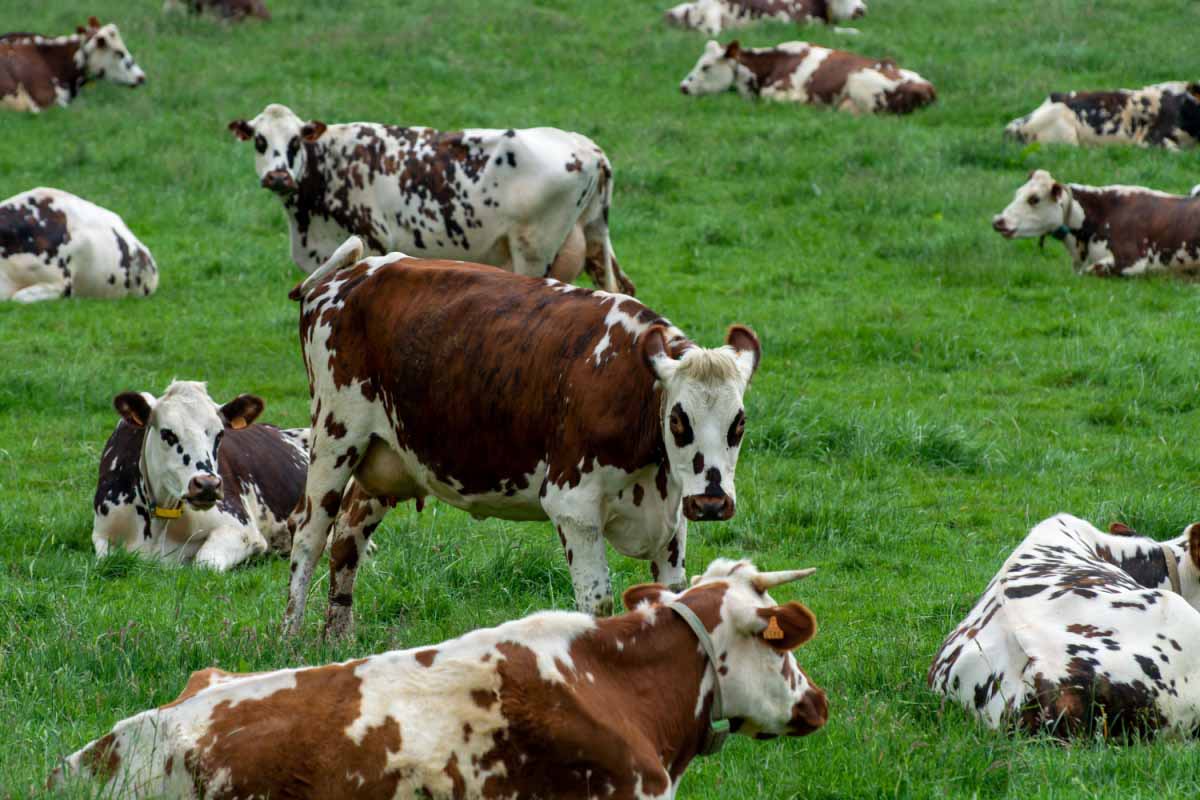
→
(1050, 225, 1071, 240)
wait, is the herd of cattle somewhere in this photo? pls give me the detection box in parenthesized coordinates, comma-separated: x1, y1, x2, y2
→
(5, 1, 1200, 797)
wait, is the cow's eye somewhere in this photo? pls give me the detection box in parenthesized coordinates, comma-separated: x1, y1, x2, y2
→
(254, 135, 267, 154)
(727, 410, 746, 447)
(1028, 196, 1039, 206)
(114, 50, 126, 59)
(670, 409, 686, 435)
(701, 65, 709, 72)
(214, 431, 224, 454)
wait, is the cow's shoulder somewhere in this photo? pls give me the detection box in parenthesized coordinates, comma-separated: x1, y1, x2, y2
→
(217, 423, 309, 523)
(94, 419, 145, 514)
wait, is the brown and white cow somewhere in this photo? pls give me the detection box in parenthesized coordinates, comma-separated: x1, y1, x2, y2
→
(228, 103, 635, 294)
(679, 40, 935, 115)
(53, 559, 827, 799)
(992, 169, 1200, 277)
(94, 381, 309, 570)
(163, 0, 271, 20)
(1, 188, 157, 302)
(664, 0, 866, 36)
(283, 237, 761, 636)
(1004, 83, 1200, 150)
(0, 18, 145, 113)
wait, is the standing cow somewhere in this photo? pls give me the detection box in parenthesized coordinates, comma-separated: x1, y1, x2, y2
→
(283, 237, 760, 636)
(665, 0, 866, 36)
(679, 40, 935, 115)
(0, 18, 145, 113)
(53, 559, 826, 799)
(228, 103, 635, 294)
(1, 188, 157, 302)
(95, 381, 308, 570)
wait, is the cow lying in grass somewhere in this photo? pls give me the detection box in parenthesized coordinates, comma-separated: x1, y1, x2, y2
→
(679, 40, 935, 114)
(929, 513, 1200, 737)
(94, 381, 308, 571)
(163, 0, 271, 21)
(992, 169, 1200, 277)
(1005, 82, 1200, 150)
(1, 188, 157, 302)
(0, 17, 144, 113)
(52, 559, 826, 799)
(664, 0, 865, 36)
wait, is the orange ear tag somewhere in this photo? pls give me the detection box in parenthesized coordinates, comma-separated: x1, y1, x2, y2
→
(230, 418, 247, 430)
(764, 616, 784, 640)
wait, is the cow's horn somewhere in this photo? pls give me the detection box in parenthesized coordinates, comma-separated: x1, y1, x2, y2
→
(752, 568, 815, 592)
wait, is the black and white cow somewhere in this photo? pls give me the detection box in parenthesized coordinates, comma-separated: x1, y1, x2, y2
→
(228, 103, 635, 294)
(664, 0, 866, 36)
(94, 381, 309, 571)
(1005, 82, 1200, 150)
(1, 188, 157, 302)
(929, 513, 1200, 737)
(992, 169, 1200, 277)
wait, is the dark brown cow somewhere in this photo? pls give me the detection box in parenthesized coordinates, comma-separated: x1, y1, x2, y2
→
(164, 0, 271, 21)
(0, 18, 145, 113)
(53, 559, 827, 799)
(283, 237, 761, 636)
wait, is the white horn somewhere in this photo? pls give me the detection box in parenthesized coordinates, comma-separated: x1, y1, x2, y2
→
(752, 568, 816, 593)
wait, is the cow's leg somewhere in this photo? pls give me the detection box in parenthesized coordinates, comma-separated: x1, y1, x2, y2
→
(194, 526, 267, 572)
(552, 517, 614, 616)
(649, 519, 688, 591)
(325, 484, 394, 640)
(9, 281, 66, 303)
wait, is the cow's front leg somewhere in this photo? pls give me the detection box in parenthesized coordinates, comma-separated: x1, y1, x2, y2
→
(649, 519, 688, 592)
(553, 519, 613, 616)
(10, 281, 66, 303)
(194, 526, 267, 572)
(325, 486, 394, 640)
(1087, 258, 1119, 277)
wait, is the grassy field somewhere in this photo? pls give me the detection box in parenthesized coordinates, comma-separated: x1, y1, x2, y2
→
(4, 0, 1200, 796)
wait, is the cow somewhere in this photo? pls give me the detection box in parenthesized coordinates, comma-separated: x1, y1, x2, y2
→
(227, 103, 635, 295)
(679, 40, 935, 115)
(992, 169, 1200, 277)
(282, 237, 761, 637)
(163, 0, 271, 21)
(1, 188, 157, 302)
(0, 17, 145, 113)
(664, 0, 866, 35)
(929, 513, 1200, 738)
(1004, 82, 1200, 150)
(51, 558, 827, 799)
(94, 381, 309, 571)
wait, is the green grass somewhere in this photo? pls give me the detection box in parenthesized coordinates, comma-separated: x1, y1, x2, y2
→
(4, 0, 1200, 796)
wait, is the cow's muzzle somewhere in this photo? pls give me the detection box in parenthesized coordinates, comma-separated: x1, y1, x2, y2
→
(851, 5, 866, 18)
(788, 687, 828, 736)
(683, 494, 735, 521)
(680, 84, 690, 95)
(261, 170, 298, 195)
(991, 216, 1014, 238)
(186, 474, 223, 509)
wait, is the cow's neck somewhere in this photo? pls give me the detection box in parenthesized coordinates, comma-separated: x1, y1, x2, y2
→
(1095, 531, 1195, 600)
(32, 36, 88, 99)
(731, 50, 777, 96)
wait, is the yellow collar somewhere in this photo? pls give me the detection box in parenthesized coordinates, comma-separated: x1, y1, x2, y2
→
(152, 505, 184, 519)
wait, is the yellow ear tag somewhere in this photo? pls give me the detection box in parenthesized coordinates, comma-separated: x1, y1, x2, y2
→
(764, 616, 784, 641)
(230, 417, 247, 430)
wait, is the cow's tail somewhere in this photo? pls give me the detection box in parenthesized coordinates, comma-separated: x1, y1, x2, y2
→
(582, 155, 636, 296)
(288, 236, 364, 302)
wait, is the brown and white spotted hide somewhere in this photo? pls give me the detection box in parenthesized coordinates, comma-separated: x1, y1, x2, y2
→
(992, 169, 1200, 277)
(93, 381, 309, 571)
(664, 0, 866, 35)
(1005, 83, 1200, 150)
(679, 40, 935, 115)
(1, 188, 157, 302)
(52, 559, 826, 799)
(283, 237, 761, 636)
(0, 18, 145, 113)
(929, 514, 1200, 738)
(228, 103, 635, 294)
(163, 0, 271, 20)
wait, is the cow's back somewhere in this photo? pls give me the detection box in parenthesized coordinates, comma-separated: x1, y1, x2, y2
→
(217, 423, 309, 525)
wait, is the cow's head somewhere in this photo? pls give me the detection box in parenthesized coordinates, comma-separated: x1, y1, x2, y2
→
(112, 381, 263, 510)
(228, 104, 328, 196)
(76, 18, 146, 87)
(679, 40, 742, 96)
(664, 0, 723, 35)
(828, 0, 868, 20)
(992, 169, 1072, 239)
(623, 558, 827, 738)
(642, 325, 760, 521)
(1178, 82, 1200, 141)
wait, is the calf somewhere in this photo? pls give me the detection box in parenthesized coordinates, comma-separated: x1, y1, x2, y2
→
(0, 17, 145, 113)
(52, 559, 826, 799)
(992, 169, 1200, 277)
(284, 237, 760, 636)
(228, 103, 635, 294)
(664, 0, 866, 36)
(1, 188, 157, 302)
(94, 381, 308, 571)
(1005, 82, 1200, 150)
(163, 0, 271, 20)
(929, 514, 1200, 738)
(679, 40, 935, 114)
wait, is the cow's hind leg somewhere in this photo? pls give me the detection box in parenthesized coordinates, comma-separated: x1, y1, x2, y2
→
(325, 484, 395, 640)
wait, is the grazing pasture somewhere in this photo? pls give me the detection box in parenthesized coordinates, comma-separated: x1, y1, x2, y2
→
(3, 0, 1200, 796)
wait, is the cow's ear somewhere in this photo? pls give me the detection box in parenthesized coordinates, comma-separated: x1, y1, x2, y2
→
(1188, 523, 1200, 570)
(641, 325, 678, 384)
(1188, 82, 1200, 101)
(1050, 182, 1064, 200)
(76, 25, 87, 34)
(724, 40, 741, 59)
(219, 394, 264, 430)
(1108, 522, 1137, 536)
(228, 119, 254, 141)
(726, 324, 761, 381)
(88, 16, 101, 29)
(756, 602, 817, 651)
(114, 392, 155, 428)
(301, 121, 327, 142)
(622, 583, 671, 611)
